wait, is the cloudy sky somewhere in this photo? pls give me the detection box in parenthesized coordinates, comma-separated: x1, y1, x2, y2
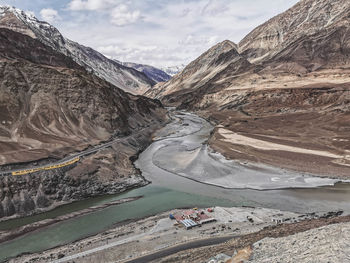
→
(0, 0, 298, 68)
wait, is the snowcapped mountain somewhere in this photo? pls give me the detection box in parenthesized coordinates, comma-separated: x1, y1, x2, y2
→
(161, 64, 186, 76)
(0, 6, 155, 95)
(121, 62, 171, 83)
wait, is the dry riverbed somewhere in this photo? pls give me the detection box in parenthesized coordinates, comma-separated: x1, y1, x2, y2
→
(9, 206, 335, 263)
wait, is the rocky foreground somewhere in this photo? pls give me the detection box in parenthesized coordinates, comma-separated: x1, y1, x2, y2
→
(249, 222, 350, 263)
(156, 212, 349, 263)
(9, 207, 347, 263)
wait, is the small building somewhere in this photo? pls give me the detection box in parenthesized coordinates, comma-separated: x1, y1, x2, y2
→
(180, 219, 198, 229)
(173, 209, 216, 230)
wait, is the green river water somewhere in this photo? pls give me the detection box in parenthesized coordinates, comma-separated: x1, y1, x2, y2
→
(0, 111, 349, 262)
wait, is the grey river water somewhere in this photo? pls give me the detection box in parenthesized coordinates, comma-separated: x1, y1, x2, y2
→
(0, 111, 349, 262)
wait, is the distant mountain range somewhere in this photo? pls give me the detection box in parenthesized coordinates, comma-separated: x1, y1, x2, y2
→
(119, 61, 171, 83)
(0, 6, 156, 95)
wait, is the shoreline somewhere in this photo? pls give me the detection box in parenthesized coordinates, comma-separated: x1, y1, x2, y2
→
(149, 111, 346, 190)
(194, 109, 350, 181)
(9, 206, 346, 263)
(152, 212, 350, 263)
(0, 180, 146, 224)
(0, 196, 142, 245)
(151, 148, 346, 191)
(205, 112, 350, 180)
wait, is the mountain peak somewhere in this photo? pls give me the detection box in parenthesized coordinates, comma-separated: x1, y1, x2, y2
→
(0, 5, 155, 94)
(216, 39, 237, 49)
(206, 40, 238, 56)
(238, 0, 350, 63)
(145, 39, 249, 99)
(0, 5, 52, 32)
(0, 5, 30, 17)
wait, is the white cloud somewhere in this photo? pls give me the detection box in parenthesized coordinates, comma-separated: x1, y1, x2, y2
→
(179, 35, 219, 46)
(110, 4, 141, 26)
(67, 1, 141, 27)
(57, 0, 300, 67)
(97, 44, 189, 67)
(40, 8, 61, 23)
(201, 0, 228, 16)
(67, 0, 116, 11)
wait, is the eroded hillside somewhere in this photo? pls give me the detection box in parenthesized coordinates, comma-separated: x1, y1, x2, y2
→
(149, 0, 350, 178)
(0, 28, 167, 219)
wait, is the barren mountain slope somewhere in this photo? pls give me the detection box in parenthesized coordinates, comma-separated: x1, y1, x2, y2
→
(0, 28, 167, 219)
(263, 20, 350, 73)
(239, 0, 350, 63)
(0, 28, 165, 165)
(147, 40, 251, 99)
(0, 6, 155, 95)
(150, 0, 350, 178)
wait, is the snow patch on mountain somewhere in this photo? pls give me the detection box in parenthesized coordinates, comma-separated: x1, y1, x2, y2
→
(161, 64, 186, 76)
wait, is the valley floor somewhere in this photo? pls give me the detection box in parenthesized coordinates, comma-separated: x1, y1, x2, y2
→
(4, 111, 350, 263)
(207, 107, 350, 180)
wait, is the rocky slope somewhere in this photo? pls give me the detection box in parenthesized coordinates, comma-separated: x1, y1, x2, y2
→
(0, 6, 155, 95)
(153, 214, 350, 263)
(121, 62, 171, 83)
(146, 40, 252, 99)
(0, 26, 167, 219)
(239, 0, 350, 64)
(249, 222, 350, 263)
(152, 0, 350, 104)
(150, 0, 350, 178)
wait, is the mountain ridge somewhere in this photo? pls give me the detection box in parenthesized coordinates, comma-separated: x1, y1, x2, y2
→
(238, 0, 350, 63)
(149, 0, 350, 178)
(0, 22, 167, 219)
(146, 40, 250, 98)
(161, 64, 186, 76)
(0, 5, 155, 95)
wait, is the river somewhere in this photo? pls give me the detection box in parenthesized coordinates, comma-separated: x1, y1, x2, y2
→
(0, 111, 349, 262)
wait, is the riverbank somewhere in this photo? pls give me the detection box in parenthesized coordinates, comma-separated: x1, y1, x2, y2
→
(145, 111, 343, 190)
(204, 109, 350, 180)
(8, 206, 308, 263)
(0, 196, 142, 244)
(10, 206, 346, 263)
(0, 117, 167, 222)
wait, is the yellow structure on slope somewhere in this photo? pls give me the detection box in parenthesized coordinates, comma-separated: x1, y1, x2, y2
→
(12, 157, 80, 176)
